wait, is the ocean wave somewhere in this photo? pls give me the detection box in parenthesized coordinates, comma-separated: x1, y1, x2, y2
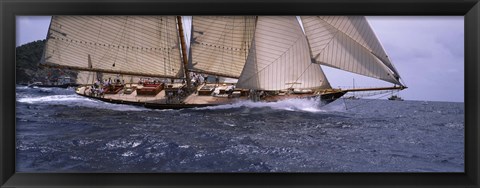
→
(17, 94, 86, 104)
(17, 94, 148, 112)
(196, 98, 339, 113)
(16, 86, 31, 90)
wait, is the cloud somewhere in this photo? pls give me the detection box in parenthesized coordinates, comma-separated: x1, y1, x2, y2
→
(363, 16, 464, 102)
(435, 32, 464, 58)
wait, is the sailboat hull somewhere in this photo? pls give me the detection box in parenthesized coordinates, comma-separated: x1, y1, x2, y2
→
(75, 85, 347, 109)
(76, 93, 217, 109)
(320, 91, 348, 103)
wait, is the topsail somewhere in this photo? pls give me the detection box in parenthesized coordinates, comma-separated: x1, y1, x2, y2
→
(301, 16, 403, 86)
(189, 16, 256, 78)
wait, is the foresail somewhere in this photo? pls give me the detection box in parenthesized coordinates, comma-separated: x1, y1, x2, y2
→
(301, 16, 402, 85)
(237, 16, 331, 91)
(42, 16, 184, 78)
(75, 71, 96, 85)
(189, 16, 256, 78)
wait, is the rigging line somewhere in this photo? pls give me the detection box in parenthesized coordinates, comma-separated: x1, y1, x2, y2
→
(166, 17, 171, 76)
(105, 17, 128, 70)
(317, 16, 383, 61)
(314, 38, 398, 84)
(231, 16, 236, 74)
(165, 17, 172, 76)
(49, 19, 62, 64)
(346, 90, 390, 98)
(221, 17, 228, 73)
(344, 91, 392, 110)
(193, 17, 221, 67)
(169, 16, 181, 77)
(159, 17, 167, 77)
(97, 16, 123, 67)
(240, 29, 305, 84)
(315, 16, 397, 76)
(92, 16, 104, 63)
(132, 17, 139, 71)
(213, 16, 237, 72)
(124, 17, 130, 71)
(191, 17, 219, 71)
(306, 17, 342, 59)
(289, 42, 315, 89)
(193, 17, 253, 74)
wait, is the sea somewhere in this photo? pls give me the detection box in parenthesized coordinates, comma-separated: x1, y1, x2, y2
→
(15, 85, 464, 172)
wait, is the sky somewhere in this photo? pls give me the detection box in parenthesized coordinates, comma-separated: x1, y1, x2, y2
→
(16, 16, 464, 102)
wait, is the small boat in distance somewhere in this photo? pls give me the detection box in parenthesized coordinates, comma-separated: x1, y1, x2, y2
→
(345, 96, 360, 100)
(345, 78, 360, 100)
(388, 95, 404, 101)
(41, 16, 407, 109)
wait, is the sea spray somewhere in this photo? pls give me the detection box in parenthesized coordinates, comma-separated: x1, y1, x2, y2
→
(197, 98, 331, 113)
(17, 94, 148, 112)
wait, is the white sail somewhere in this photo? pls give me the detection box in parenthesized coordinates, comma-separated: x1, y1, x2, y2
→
(301, 16, 402, 85)
(189, 16, 256, 78)
(43, 16, 184, 78)
(236, 16, 331, 91)
(75, 71, 95, 85)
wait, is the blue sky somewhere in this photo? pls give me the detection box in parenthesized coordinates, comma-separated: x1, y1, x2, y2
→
(16, 16, 464, 102)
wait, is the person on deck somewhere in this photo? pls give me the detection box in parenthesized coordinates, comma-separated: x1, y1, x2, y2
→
(178, 88, 184, 97)
(192, 76, 199, 87)
(94, 80, 100, 89)
(198, 75, 205, 85)
(226, 84, 235, 95)
(204, 75, 208, 84)
(99, 87, 105, 98)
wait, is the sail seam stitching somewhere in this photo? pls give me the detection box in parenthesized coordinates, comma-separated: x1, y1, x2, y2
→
(240, 34, 304, 85)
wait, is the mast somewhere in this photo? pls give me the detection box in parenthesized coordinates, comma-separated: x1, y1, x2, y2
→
(177, 16, 191, 89)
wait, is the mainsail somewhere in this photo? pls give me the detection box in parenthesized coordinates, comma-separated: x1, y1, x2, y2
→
(300, 16, 403, 86)
(236, 16, 331, 91)
(42, 16, 184, 78)
(189, 16, 256, 78)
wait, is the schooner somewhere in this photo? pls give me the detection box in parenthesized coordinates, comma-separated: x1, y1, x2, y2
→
(41, 16, 407, 109)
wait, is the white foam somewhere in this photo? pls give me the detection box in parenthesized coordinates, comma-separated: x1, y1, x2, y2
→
(197, 98, 333, 113)
(16, 86, 30, 90)
(36, 87, 54, 91)
(17, 94, 148, 112)
(17, 94, 85, 103)
(121, 151, 135, 157)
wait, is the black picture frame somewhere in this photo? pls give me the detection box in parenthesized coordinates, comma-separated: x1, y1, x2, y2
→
(1, 0, 479, 187)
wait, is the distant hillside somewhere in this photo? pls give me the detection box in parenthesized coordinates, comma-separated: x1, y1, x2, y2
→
(16, 40, 77, 84)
